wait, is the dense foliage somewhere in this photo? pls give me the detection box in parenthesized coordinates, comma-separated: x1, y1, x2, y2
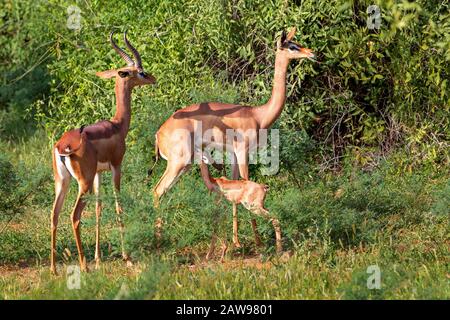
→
(0, 0, 448, 299)
(1, 0, 449, 168)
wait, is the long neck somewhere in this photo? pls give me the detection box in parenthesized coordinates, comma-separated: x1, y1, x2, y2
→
(112, 80, 133, 135)
(254, 53, 290, 129)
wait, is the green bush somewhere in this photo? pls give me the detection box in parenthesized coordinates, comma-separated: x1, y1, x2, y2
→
(0, 0, 447, 169)
(431, 179, 450, 216)
(268, 162, 442, 248)
(0, 154, 21, 218)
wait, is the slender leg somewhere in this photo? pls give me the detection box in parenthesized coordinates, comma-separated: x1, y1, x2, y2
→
(235, 148, 262, 247)
(271, 218, 282, 254)
(255, 208, 282, 254)
(235, 153, 249, 181)
(153, 161, 190, 247)
(71, 185, 89, 272)
(153, 161, 190, 208)
(50, 177, 70, 275)
(251, 219, 263, 247)
(231, 163, 239, 180)
(220, 238, 229, 263)
(153, 137, 193, 208)
(93, 173, 102, 269)
(232, 203, 242, 248)
(206, 233, 217, 261)
(206, 203, 222, 260)
(153, 165, 170, 208)
(218, 198, 229, 263)
(111, 165, 132, 266)
(231, 154, 242, 247)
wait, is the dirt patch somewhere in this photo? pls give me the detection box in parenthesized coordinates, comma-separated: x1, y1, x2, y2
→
(221, 256, 273, 270)
(0, 263, 42, 294)
(188, 251, 293, 272)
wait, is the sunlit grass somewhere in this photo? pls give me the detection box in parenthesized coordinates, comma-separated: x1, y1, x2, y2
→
(1, 129, 448, 300)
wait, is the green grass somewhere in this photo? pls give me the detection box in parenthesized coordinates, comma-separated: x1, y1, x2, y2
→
(1, 227, 448, 299)
(0, 130, 448, 300)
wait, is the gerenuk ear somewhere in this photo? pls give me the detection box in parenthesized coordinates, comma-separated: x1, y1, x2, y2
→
(287, 27, 296, 41)
(117, 71, 130, 78)
(95, 69, 117, 79)
(278, 30, 287, 49)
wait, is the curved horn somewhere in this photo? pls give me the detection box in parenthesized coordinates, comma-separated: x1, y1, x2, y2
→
(123, 31, 143, 71)
(109, 31, 134, 66)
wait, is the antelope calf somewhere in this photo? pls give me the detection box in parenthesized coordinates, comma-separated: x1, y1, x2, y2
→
(50, 31, 155, 274)
(152, 27, 314, 249)
(200, 159, 282, 261)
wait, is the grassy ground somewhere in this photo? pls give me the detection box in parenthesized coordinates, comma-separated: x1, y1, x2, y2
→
(0, 131, 449, 300)
(0, 232, 448, 299)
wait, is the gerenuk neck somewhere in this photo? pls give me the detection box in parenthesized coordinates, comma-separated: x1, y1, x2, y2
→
(112, 80, 132, 136)
(254, 53, 290, 129)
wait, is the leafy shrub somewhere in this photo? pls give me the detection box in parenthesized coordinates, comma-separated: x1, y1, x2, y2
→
(0, 154, 22, 218)
(269, 162, 440, 248)
(1, 0, 447, 168)
(431, 179, 450, 216)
